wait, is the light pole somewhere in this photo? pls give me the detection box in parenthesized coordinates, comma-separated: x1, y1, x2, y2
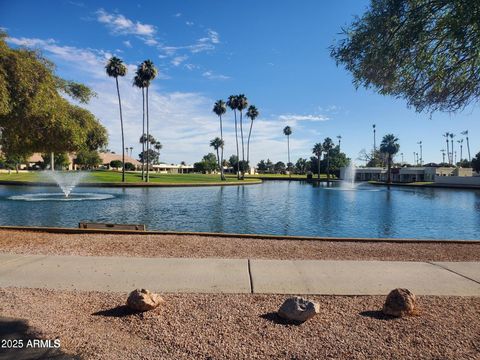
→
(373, 124, 376, 153)
(337, 135, 342, 151)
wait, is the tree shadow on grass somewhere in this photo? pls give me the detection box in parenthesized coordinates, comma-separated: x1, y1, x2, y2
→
(259, 312, 303, 326)
(0, 317, 79, 359)
(91, 305, 139, 318)
(359, 310, 396, 321)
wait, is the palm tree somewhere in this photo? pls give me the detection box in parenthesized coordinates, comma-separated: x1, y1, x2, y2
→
(138, 60, 158, 182)
(237, 94, 248, 179)
(461, 130, 472, 161)
(461, 130, 471, 161)
(337, 135, 342, 150)
(443, 132, 450, 164)
(312, 143, 323, 180)
(380, 134, 400, 184)
(105, 56, 127, 182)
(213, 100, 227, 180)
(283, 126, 293, 176)
(246, 105, 259, 174)
(449, 133, 455, 165)
(210, 137, 224, 175)
(322, 137, 334, 181)
(133, 73, 147, 180)
(457, 139, 464, 162)
(227, 95, 240, 179)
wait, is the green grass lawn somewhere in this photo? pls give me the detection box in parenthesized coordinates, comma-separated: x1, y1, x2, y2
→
(0, 171, 260, 184)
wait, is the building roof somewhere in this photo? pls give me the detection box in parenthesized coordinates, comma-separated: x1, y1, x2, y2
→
(99, 152, 141, 166)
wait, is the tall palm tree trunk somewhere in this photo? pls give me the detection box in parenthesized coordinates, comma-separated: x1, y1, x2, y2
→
(116, 77, 125, 182)
(234, 110, 240, 180)
(466, 136, 471, 161)
(216, 148, 221, 174)
(287, 135, 291, 178)
(387, 155, 392, 184)
(146, 86, 150, 182)
(50, 152, 54, 171)
(446, 139, 450, 164)
(246, 120, 253, 176)
(220, 115, 226, 181)
(317, 155, 320, 180)
(240, 111, 245, 179)
(326, 153, 330, 181)
(451, 140, 454, 165)
(141, 88, 145, 181)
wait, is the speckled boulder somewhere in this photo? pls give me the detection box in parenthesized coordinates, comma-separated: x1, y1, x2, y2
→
(126, 289, 165, 311)
(278, 296, 320, 323)
(383, 288, 416, 317)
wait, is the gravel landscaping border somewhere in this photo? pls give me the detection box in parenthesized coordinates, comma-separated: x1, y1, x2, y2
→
(0, 287, 478, 359)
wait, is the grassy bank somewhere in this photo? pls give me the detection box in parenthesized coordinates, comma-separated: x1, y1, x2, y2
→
(0, 171, 260, 185)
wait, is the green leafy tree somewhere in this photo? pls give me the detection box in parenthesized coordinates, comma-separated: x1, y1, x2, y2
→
(380, 134, 400, 184)
(0, 33, 106, 169)
(274, 161, 286, 174)
(138, 149, 159, 165)
(471, 152, 480, 173)
(124, 162, 136, 171)
(257, 160, 267, 173)
(228, 154, 248, 174)
(110, 160, 123, 170)
(331, 0, 480, 113)
(75, 150, 102, 169)
(213, 100, 227, 180)
(105, 56, 127, 182)
(194, 153, 218, 173)
(295, 158, 309, 174)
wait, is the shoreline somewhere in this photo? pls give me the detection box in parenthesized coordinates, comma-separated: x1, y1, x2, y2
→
(1, 229, 478, 261)
(0, 179, 262, 188)
(368, 180, 480, 190)
(0, 225, 478, 244)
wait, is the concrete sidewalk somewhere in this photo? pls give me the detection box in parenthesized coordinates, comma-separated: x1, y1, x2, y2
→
(0, 254, 479, 296)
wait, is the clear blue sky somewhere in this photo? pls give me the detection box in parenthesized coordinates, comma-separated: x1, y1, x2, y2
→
(1, 0, 478, 165)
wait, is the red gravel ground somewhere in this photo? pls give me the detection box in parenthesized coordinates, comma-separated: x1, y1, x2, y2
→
(0, 288, 479, 359)
(0, 230, 479, 261)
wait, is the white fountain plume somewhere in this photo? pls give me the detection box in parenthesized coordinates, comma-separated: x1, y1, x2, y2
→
(341, 160, 357, 189)
(45, 171, 87, 197)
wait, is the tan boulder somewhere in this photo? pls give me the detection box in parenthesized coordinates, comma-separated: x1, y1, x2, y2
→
(383, 288, 416, 317)
(126, 289, 165, 312)
(278, 296, 320, 323)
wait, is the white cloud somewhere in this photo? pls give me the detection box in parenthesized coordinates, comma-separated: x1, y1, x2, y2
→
(171, 55, 188, 66)
(95, 9, 156, 46)
(186, 21, 194, 26)
(6, 35, 315, 165)
(202, 71, 230, 80)
(174, 13, 182, 17)
(158, 28, 220, 56)
(123, 40, 132, 48)
(278, 114, 329, 123)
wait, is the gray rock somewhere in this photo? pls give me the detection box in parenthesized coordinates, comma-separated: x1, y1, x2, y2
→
(383, 288, 416, 317)
(278, 296, 320, 323)
(126, 289, 165, 312)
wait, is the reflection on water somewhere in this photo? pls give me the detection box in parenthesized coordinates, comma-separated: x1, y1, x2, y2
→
(0, 182, 479, 240)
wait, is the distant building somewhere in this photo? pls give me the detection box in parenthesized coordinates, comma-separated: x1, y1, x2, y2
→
(151, 163, 194, 174)
(340, 166, 473, 183)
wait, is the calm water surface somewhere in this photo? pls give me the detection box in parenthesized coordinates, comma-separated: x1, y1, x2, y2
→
(0, 181, 479, 240)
